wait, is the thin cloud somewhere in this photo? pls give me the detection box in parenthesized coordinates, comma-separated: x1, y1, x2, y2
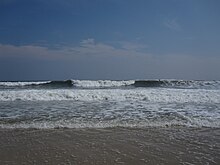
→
(0, 39, 150, 59)
(80, 38, 95, 45)
(0, 44, 65, 59)
(164, 18, 182, 31)
(1, 41, 220, 80)
(118, 41, 149, 51)
(65, 39, 149, 57)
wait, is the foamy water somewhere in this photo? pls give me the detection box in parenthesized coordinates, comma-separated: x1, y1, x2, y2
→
(0, 80, 220, 129)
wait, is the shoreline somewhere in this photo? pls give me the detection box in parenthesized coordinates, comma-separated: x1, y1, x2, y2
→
(0, 127, 219, 164)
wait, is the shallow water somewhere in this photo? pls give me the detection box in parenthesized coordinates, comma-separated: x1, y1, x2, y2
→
(0, 127, 219, 164)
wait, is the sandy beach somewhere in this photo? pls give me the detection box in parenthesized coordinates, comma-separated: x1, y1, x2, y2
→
(0, 127, 219, 165)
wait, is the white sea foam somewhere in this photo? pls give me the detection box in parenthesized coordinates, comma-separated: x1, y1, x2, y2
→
(0, 81, 50, 86)
(1, 117, 219, 129)
(0, 80, 134, 88)
(1, 86, 220, 129)
(0, 88, 219, 103)
(72, 80, 134, 88)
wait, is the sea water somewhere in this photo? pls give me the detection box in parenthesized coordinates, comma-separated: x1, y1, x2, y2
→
(0, 79, 220, 129)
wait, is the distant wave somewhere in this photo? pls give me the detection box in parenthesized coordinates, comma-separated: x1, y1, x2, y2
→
(134, 80, 220, 89)
(42, 80, 73, 88)
(0, 79, 219, 89)
(0, 80, 134, 89)
(0, 81, 50, 87)
(134, 80, 165, 87)
(0, 80, 73, 89)
(72, 80, 134, 88)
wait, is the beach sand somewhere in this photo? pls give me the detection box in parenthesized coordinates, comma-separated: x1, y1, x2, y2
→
(0, 127, 219, 165)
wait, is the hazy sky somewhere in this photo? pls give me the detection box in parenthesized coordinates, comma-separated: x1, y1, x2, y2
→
(0, 0, 220, 80)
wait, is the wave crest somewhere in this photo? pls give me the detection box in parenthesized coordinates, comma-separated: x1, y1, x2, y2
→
(0, 79, 220, 89)
(134, 80, 220, 89)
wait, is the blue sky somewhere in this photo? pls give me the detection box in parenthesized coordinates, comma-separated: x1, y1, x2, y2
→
(0, 0, 220, 80)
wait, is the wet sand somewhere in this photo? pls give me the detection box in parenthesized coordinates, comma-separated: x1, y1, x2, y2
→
(0, 127, 219, 165)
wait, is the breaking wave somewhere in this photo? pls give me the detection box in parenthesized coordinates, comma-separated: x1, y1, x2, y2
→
(0, 79, 220, 89)
(0, 80, 73, 89)
(134, 80, 220, 89)
(0, 80, 134, 89)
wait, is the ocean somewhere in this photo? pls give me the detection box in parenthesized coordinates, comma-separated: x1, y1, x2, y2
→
(0, 79, 220, 164)
(0, 79, 220, 129)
